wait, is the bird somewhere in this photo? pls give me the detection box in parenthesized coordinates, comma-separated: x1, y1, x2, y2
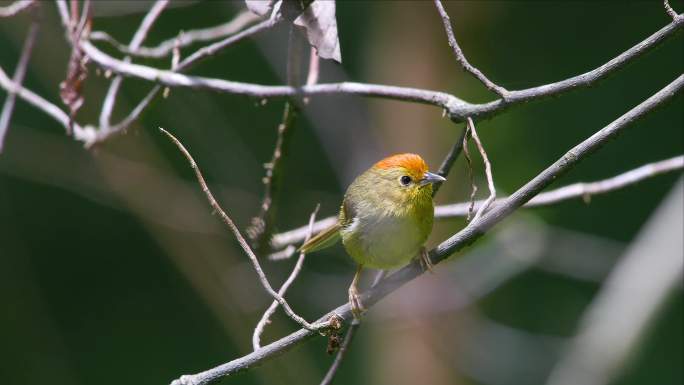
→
(299, 153, 445, 318)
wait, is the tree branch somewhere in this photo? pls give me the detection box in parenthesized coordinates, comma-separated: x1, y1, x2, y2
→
(158, 127, 331, 334)
(432, 127, 466, 196)
(0, 10, 39, 152)
(271, 155, 683, 249)
(433, 0, 508, 98)
(168, 72, 683, 385)
(79, 16, 683, 123)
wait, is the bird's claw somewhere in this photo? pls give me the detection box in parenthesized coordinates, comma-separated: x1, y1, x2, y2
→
(348, 286, 365, 319)
(418, 247, 434, 273)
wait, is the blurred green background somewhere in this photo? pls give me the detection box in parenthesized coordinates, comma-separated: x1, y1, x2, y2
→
(0, 1, 682, 385)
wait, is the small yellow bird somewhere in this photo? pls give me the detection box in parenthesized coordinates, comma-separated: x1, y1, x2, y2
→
(299, 153, 445, 318)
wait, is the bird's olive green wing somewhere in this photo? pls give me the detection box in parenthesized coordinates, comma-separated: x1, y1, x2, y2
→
(298, 222, 341, 253)
(298, 198, 356, 254)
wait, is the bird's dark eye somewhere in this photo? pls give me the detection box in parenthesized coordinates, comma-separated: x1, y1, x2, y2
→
(400, 175, 412, 186)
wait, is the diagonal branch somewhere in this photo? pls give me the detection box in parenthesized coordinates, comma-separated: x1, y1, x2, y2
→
(433, 0, 509, 98)
(0, 10, 39, 152)
(271, 155, 683, 249)
(158, 127, 331, 333)
(168, 72, 684, 385)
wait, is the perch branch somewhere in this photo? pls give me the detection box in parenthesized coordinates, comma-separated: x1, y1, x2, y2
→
(79, 11, 683, 123)
(0, 11, 39, 152)
(158, 127, 330, 333)
(433, 0, 508, 98)
(89, 10, 261, 59)
(272, 155, 683, 248)
(252, 205, 319, 351)
(168, 72, 684, 385)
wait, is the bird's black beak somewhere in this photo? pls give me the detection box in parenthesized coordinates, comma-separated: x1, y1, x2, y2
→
(420, 172, 446, 186)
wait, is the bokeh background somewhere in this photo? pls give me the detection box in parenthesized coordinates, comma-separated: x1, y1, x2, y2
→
(0, 1, 682, 385)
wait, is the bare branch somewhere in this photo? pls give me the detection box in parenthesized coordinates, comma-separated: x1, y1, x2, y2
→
(0, 11, 39, 152)
(253, 205, 319, 351)
(462, 125, 478, 221)
(247, 26, 304, 253)
(433, 0, 508, 98)
(272, 155, 683, 248)
(99, 0, 168, 130)
(85, 13, 280, 146)
(177, 16, 282, 71)
(80, 16, 683, 123)
(319, 320, 360, 385)
(168, 72, 684, 385)
(664, 0, 679, 20)
(0, 64, 96, 143)
(0, 0, 34, 17)
(89, 10, 261, 59)
(467, 117, 496, 222)
(432, 127, 466, 196)
(158, 127, 330, 333)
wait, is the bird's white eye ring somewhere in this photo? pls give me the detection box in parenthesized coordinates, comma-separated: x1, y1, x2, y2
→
(400, 175, 412, 186)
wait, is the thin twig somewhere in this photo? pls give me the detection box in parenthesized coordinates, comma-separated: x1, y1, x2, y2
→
(168, 71, 684, 385)
(80, 16, 684, 123)
(0, 0, 34, 17)
(98, 0, 168, 130)
(433, 0, 508, 98)
(432, 127, 467, 196)
(85, 14, 280, 146)
(0, 10, 39, 152)
(462, 125, 477, 221)
(664, 0, 679, 20)
(248, 26, 304, 252)
(319, 320, 360, 385)
(467, 117, 496, 222)
(89, 10, 261, 59)
(253, 204, 320, 351)
(271, 155, 683, 249)
(158, 127, 329, 333)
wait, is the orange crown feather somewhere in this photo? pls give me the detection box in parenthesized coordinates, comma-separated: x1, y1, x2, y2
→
(374, 153, 428, 178)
